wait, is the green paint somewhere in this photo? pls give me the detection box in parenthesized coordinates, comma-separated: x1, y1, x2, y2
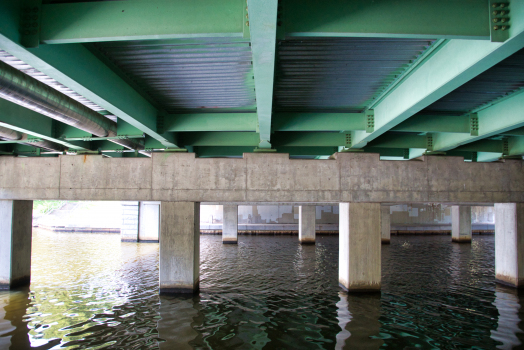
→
(272, 113, 364, 132)
(247, 0, 278, 148)
(392, 115, 470, 133)
(180, 132, 260, 146)
(166, 113, 257, 132)
(40, 0, 244, 44)
(272, 132, 349, 147)
(283, 0, 489, 39)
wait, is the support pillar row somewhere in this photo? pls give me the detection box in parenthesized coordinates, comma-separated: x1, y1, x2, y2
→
(381, 206, 390, 244)
(159, 202, 200, 294)
(495, 203, 524, 288)
(452, 206, 472, 243)
(222, 204, 238, 244)
(339, 203, 381, 292)
(299, 205, 316, 244)
(0, 200, 33, 289)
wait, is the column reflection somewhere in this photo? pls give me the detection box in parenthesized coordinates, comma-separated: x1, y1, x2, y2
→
(157, 295, 199, 350)
(491, 285, 522, 349)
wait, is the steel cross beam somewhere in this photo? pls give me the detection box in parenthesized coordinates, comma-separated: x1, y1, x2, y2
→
(283, 0, 490, 40)
(350, 0, 524, 149)
(0, 1, 178, 149)
(39, 0, 245, 44)
(247, 0, 278, 149)
(432, 91, 524, 154)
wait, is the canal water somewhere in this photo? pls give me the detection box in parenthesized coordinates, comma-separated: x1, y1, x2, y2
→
(1, 231, 523, 349)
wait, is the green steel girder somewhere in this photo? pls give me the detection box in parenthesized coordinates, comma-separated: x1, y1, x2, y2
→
(271, 132, 350, 147)
(195, 146, 255, 157)
(276, 146, 338, 156)
(452, 139, 505, 153)
(502, 127, 524, 136)
(179, 132, 260, 147)
(166, 113, 257, 132)
(283, 0, 490, 39)
(433, 90, 524, 152)
(0, 0, 178, 149)
(0, 98, 90, 150)
(247, 0, 278, 148)
(508, 136, 524, 156)
(392, 115, 470, 134)
(351, 2, 524, 149)
(366, 133, 427, 149)
(272, 113, 364, 132)
(40, 0, 244, 44)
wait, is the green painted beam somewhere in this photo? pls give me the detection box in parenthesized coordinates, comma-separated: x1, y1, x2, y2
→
(272, 132, 349, 147)
(477, 152, 504, 162)
(351, 1, 524, 149)
(276, 146, 337, 156)
(453, 140, 504, 153)
(283, 0, 490, 40)
(272, 113, 364, 132)
(363, 148, 405, 157)
(0, 98, 90, 150)
(367, 134, 427, 149)
(392, 115, 470, 133)
(508, 136, 524, 156)
(433, 91, 524, 151)
(165, 113, 257, 132)
(0, 0, 177, 148)
(247, 0, 278, 148)
(501, 127, 524, 136)
(179, 132, 260, 147)
(195, 146, 255, 157)
(40, 0, 244, 44)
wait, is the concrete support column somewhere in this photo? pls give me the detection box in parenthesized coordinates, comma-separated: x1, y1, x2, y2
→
(299, 205, 316, 244)
(495, 203, 524, 288)
(0, 200, 33, 289)
(381, 206, 391, 244)
(452, 206, 472, 243)
(159, 202, 200, 294)
(121, 201, 139, 242)
(139, 201, 160, 242)
(222, 204, 238, 244)
(339, 203, 381, 292)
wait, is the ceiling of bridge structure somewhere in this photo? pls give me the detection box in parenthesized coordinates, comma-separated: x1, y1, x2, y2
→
(0, 0, 523, 161)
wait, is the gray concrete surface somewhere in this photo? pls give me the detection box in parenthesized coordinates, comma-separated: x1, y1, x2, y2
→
(452, 206, 472, 243)
(299, 205, 316, 244)
(139, 201, 160, 242)
(339, 203, 381, 292)
(381, 206, 391, 244)
(1, 153, 523, 204)
(495, 203, 524, 288)
(159, 202, 200, 294)
(121, 202, 139, 242)
(222, 204, 238, 244)
(0, 200, 33, 289)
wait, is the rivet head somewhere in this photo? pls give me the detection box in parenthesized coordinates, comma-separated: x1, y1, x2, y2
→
(493, 25, 499, 30)
(246, 21, 249, 26)
(493, 18, 499, 23)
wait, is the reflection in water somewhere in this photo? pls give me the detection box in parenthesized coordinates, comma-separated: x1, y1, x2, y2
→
(1, 232, 524, 348)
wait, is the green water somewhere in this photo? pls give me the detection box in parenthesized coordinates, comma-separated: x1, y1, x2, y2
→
(1, 231, 523, 349)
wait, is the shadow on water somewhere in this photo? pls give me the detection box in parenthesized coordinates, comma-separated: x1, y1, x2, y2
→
(2, 232, 524, 348)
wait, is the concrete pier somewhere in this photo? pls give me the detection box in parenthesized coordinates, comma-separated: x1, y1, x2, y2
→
(222, 204, 238, 244)
(121, 201, 139, 242)
(452, 206, 472, 243)
(159, 202, 200, 294)
(381, 206, 391, 244)
(299, 205, 316, 244)
(0, 200, 33, 289)
(339, 203, 381, 292)
(495, 203, 524, 288)
(139, 201, 160, 242)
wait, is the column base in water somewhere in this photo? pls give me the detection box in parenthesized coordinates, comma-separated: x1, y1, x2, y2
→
(159, 202, 200, 295)
(0, 200, 33, 290)
(451, 206, 472, 243)
(495, 203, 524, 288)
(299, 205, 316, 244)
(339, 203, 381, 292)
(222, 204, 238, 244)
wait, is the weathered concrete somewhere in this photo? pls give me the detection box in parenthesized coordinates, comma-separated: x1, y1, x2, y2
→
(381, 206, 391, 244)
(139, 201, 160, 242)
(452, 206, 472, 243)
(1, 153, 524, 203)
(299, 205, 316, 244)
(159, 202, 200, 294)
(339, 203, 381, 292)
(222, 204, 238, 244)
(495, 203, 524, 288)
(0, 200, 33, 289)
(121, 202, 139, 242)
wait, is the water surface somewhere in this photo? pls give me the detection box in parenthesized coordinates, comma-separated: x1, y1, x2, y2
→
(1, 231, 524, 349)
